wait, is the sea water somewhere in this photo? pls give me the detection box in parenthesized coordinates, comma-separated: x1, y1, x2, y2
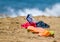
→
(0, 0, 60, 17)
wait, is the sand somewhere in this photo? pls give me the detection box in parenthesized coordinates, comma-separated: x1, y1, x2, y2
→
(0, 16, 60, 42)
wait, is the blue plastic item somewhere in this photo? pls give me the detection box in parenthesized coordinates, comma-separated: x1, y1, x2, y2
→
(26, 14, 33, 23)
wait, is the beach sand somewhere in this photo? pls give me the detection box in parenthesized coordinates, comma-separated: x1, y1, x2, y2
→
(0, 16, 60, 42)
